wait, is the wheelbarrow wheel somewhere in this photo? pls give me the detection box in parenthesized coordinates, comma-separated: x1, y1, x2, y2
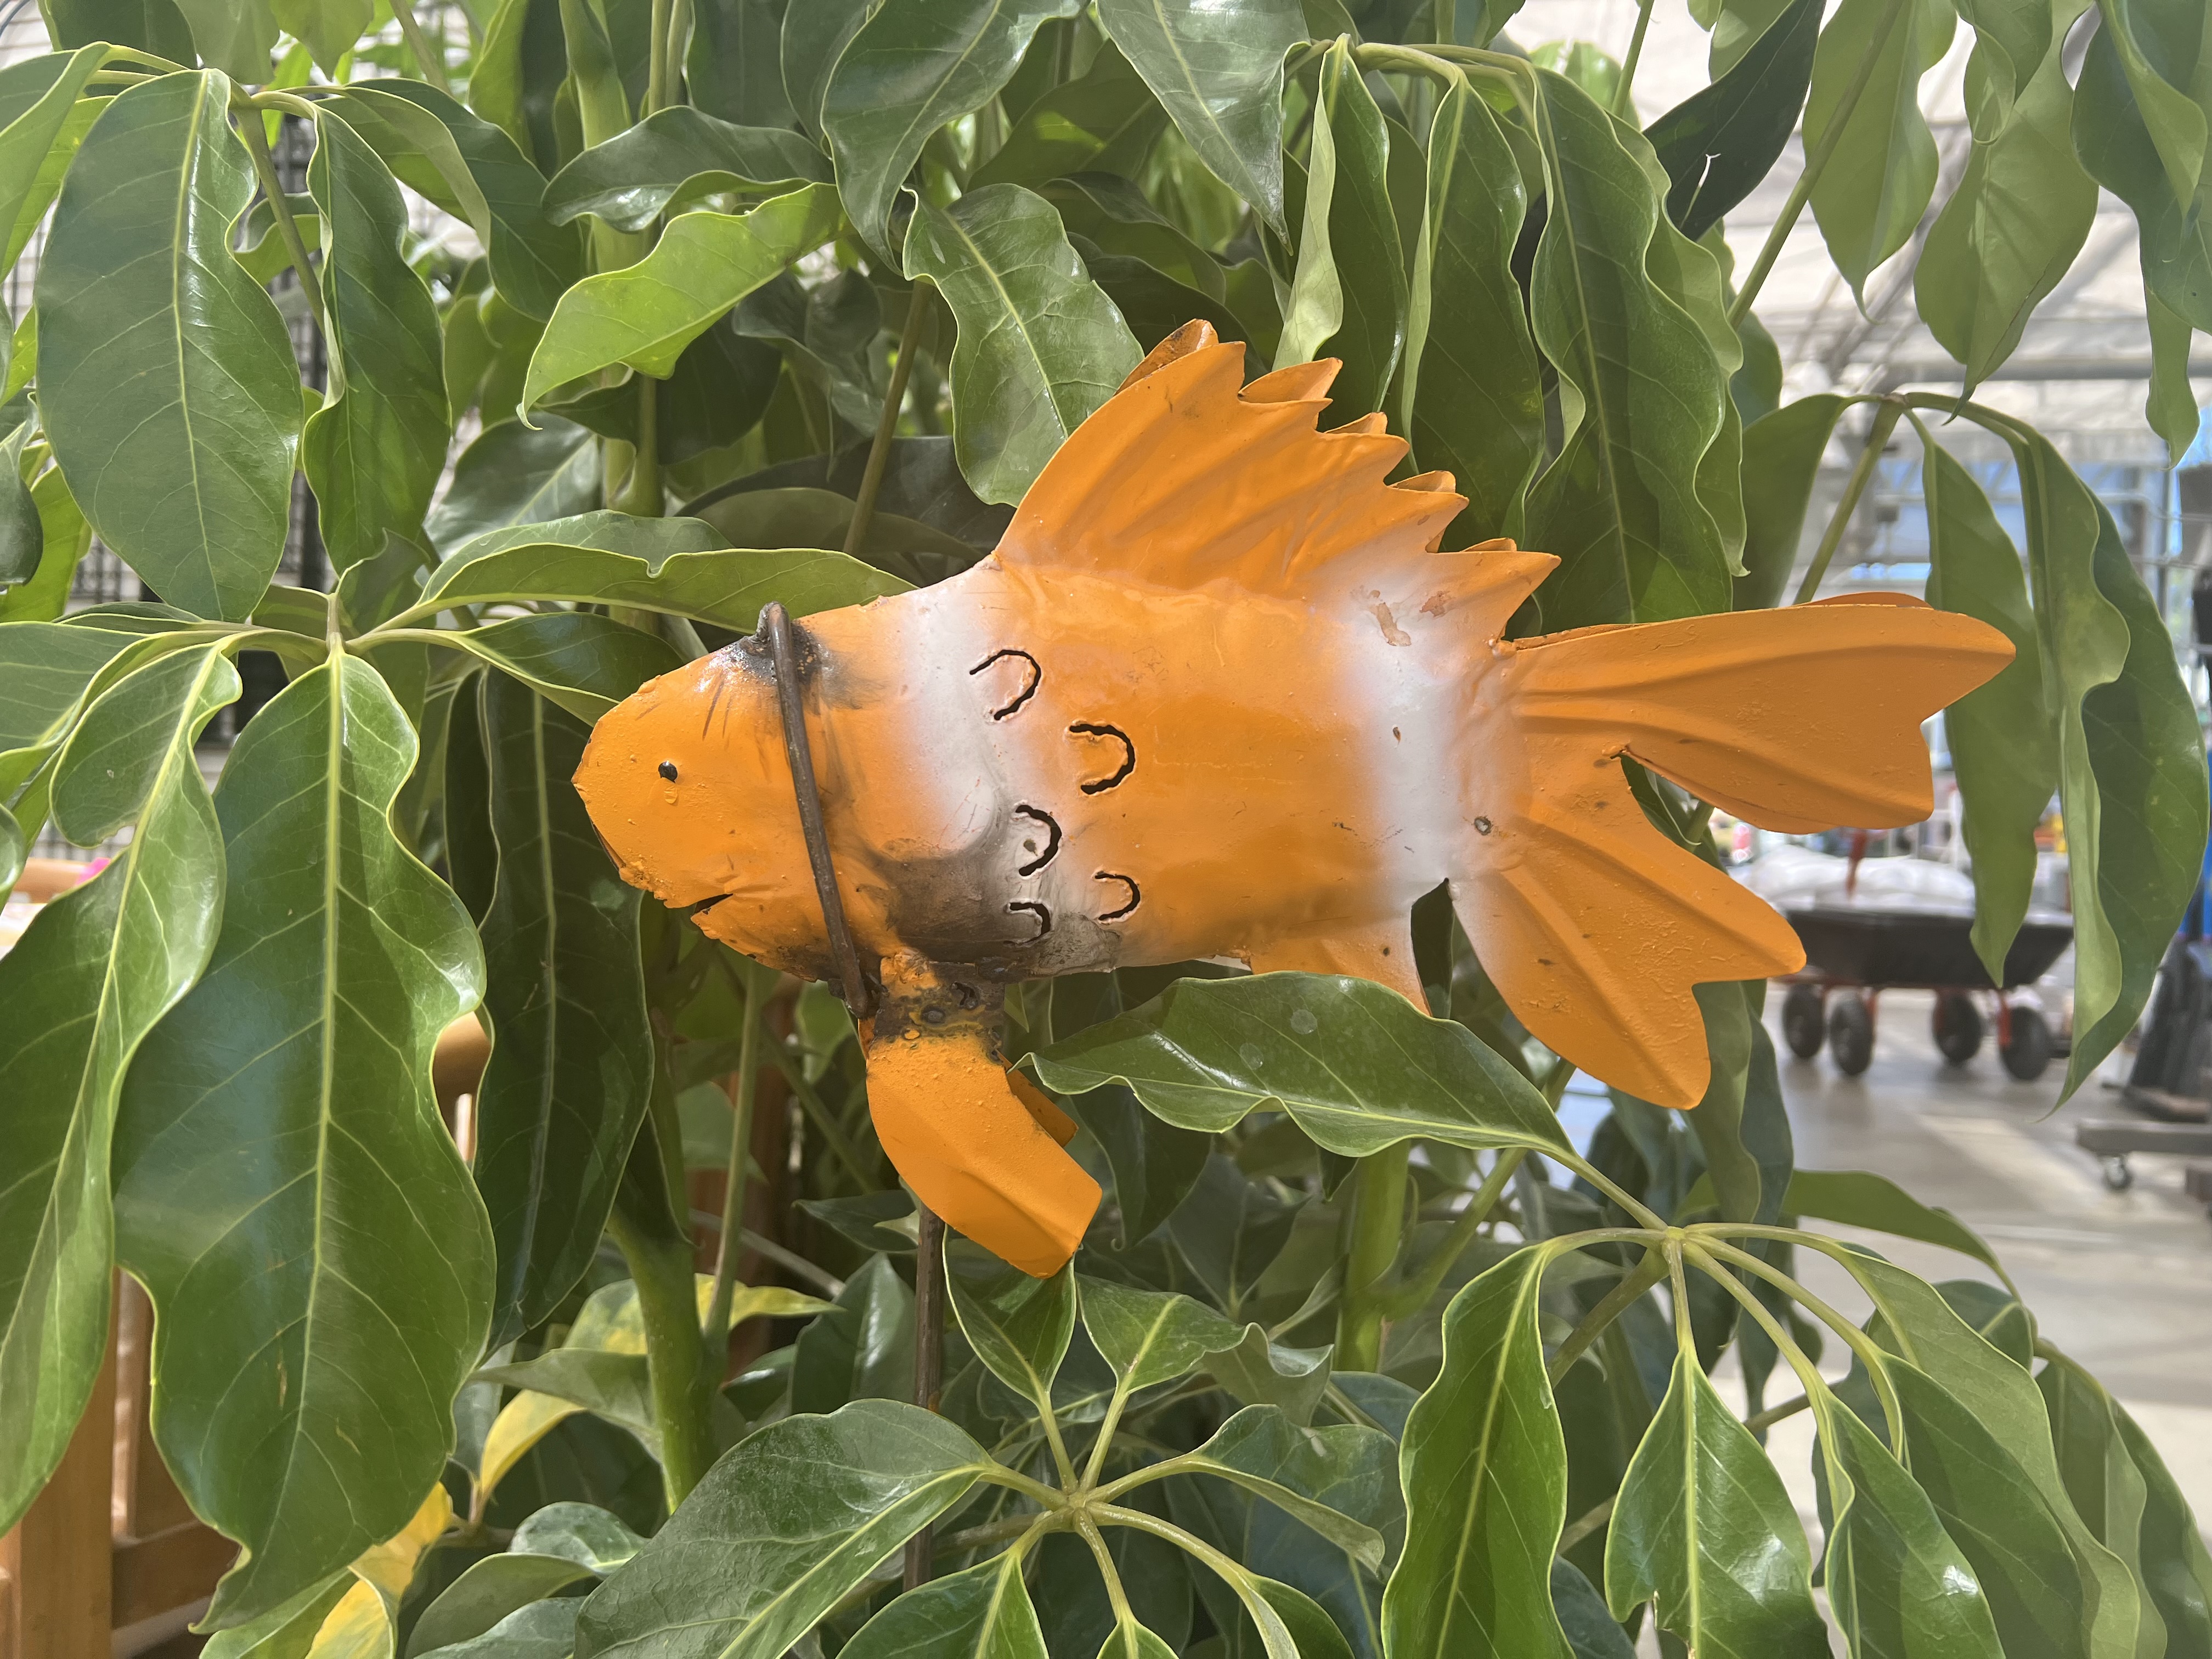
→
(1782, 984, 1826, 1059)
(1829, 995, 1875, 1076)
(1932, 992, 1983, 1065)
(2001, 1007, 2053, 1082)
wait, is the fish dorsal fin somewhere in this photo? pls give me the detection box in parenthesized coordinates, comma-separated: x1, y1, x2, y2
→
(996, 328, 1477, 599)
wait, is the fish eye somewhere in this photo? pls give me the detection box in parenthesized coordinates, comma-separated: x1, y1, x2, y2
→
(658, 760, 679, 782)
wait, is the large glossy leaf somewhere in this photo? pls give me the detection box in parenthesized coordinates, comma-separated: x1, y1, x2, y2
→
(348, 80, 583, 322)
(1644, 0, 1819, 240)
(424, 419, 600, 552)
(687, 0, 799, 130)
(780, 0, 870, 136)
(823, 0, 1083, 255)
(1079, 1275, 1245, 1391)
(0, 47, 106, 273)
(1386, 1248, 1569, 1658)
(1165, 1152, 1301, 1318)
(1811, 1387, 2005, 1658)
(304, 108, 452, 573)
(946, 1239, 1077, 1408)
(173, 0, 275, 80)
(1307, 43, 1404, 418)
(403, 512, 907, 629)
(416, 1599, 580, 1658)
(111, 653, 490, 1627)
(409, 1554, 597, 1656)
(1764, 1168, 2007, 1277)
(1732, 393, 1847, 610)
(2081, 0, 2208, 211)
(1803, 0, 1956, 298)
(1031, 972, 1570, 1160)
(544, 106, 830, 231)
(1404, 80, 1541, 544)
(0, 617, 168, 769)
(1605, 1349, 1826, 1656)
(522, 185, 842, 407)
(1916, 0, 2097, 387)
(1523, 70, 1735, 628)
(2112, 1398, 2212, 1654)
(472, 675, 653, 1346)
(972, 40, 1168, 188)
(0, 643, 233, 1537)
(1173, 1406, 1390, 1571)
(572, 1401, 995, 1659)
(1957, 403, 2204, 1095)
(791, 1253, 916, 1414)
(904, 183, 1140, 505)
(839, 1551, 1050, 1658)
(435, 612, 683, 724)
(38, 71, 302, 621)
(1093, 0, 1302, 229)
(1915, 427, 2058, 982)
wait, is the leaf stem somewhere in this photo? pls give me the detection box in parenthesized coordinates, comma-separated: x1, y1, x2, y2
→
(1380, 1146, 1526, 1321)
(1335, 1141, 1410, 1370)
(1744, 1391, 1811, 1432)
(606, 1205, 716, 1509)
(646, 0, 674, 114)
(1557, 1494, 1613, 1552)
(621, 379, 663, 516)
(763, 1041, 877, 1185)
(1726, 0, 1916, 328)
(905, 1205, 947, 1588)
(390, 2, 449, 89)
(234, 106, 330, 342)
(1094, 1504, 1290, 1638)
(1548, 1245, 1667, 1383)
(1793, 399, 1902, 602)
(702, 969, 761, 1353)
(844, 284, 930, 557)
(1551, 1144, 1669, 1231)
(1612, 0, 1656, 119)
(1079, 1517, 1138, 1625)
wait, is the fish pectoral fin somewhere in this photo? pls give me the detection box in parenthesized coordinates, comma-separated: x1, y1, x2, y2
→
(864, 953, 1099, 1277)
(1248, 918, 1425, 1006)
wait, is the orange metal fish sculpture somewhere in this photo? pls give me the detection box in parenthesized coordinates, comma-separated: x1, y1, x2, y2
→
(576, 322, 2012, 1277)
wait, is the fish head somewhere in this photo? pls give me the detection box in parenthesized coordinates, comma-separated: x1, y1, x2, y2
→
(573, 644, 826, 968)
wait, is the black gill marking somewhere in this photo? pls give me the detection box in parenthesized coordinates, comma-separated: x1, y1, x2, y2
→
(1068, 722, 1136, 793)
(658, 760, 679, 782)
(1013, 804, 1062, 876)
(1093, 871, 1141, 922)
(1008, 900, 1053, 941)
(970, 648, 1042, 719)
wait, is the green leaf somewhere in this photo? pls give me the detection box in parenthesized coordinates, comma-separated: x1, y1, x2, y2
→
(1058, 1084, 1210, 1250)
(781, 0, 871, 136)
(2112, 1398, 2212, 1654)
(424, 418, 601, 552)
(407, 511, 909, 629)
(0, 802, 19, 893)
(1551, 1559, 1635, 1659)
(110, 652, 490, 1627)
(476, 1349, 659, 1445)
(419, 1600, 581, 1658)
(43, 0, 194, 60)
(1095, 1619, 1178, 1659)
(1915, 0, 2098, 388)
(1605, 1349, 1826, 1656)
(473, 675, 654, 1345)
(0, 644, 234, 1536)
(903, 183, 1141, 505)
(1202, 1326, 1333, 1425)
(523, 185, 842, 406)
(1915, 425, 2058, 984)
(2038, 1354, 2164, 1657)
(1277, 86, 1342, 380)
(973, 40, 1168, 188)
(1523, 70, 1736, 627)
(1386, 1247, 1570, 1658)
(1810, 1387, 2005, 1658)
(173, 0, 276, 80)
(823, 0, 1084, 255)
(2081, 0, 2208, 211)
(0, 422, 42, 592)
(840, 1551, 1050, 1658)
(2145, 292, 2200, 466)
(544, 106, 832, 232)
(1803, 0, 1956, 298)
(510, 1502, 648, 1573)
(1094, 0, 1302, 229)
(1306, 43, 1405, 418)
(0, 446, 94, 627)
(792, 1254, 916, 1413)
(38, 71, 302, 622)
(435, 612, 683, 724)
(351, 80, 584, 322)
(1030, 972, 1570, 1160)
(688, 0, 799, 129)
(0, 618, 174, 788)
(0, 47, 106, 273)
(271, 0, 371, 73)
(199, 1574, 353, 1659)
(571, 1400, 995, 1659)
(1644, 0, 1820, 240)
(946, 1238, 1077, 1408)
(1176, 1406, 1389, 1571)
(1404, 78, 1542, 544)
(407, 1555, 596, 1658)
(1767, 1169, 2008, 1277)
(304, 108, 452, 572)
(1733, 393, 1848, 610)
(1079, 1275, 1245, 1392)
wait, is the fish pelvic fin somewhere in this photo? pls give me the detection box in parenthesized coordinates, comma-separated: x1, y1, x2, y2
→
(864, 952, 1099, 1277)
(997, 321, 1480, 597)
(1457, 601, 2013, 1107)
(1248, 918, 1425, 1005)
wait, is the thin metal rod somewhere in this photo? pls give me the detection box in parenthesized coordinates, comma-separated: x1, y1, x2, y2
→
(758, 601, 874, 1019)
(904, 1206, 948, 1588)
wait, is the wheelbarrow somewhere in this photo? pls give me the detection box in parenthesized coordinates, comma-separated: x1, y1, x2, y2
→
(1778, 905, 2075, 1082)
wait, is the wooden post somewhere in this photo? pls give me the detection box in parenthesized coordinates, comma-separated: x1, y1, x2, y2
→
(0, 1305, 117, 1657)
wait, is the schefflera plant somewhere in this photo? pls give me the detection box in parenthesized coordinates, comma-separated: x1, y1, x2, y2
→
(0, 0, 2207, 1651)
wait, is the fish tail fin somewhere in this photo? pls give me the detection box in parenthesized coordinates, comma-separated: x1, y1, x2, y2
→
(1452, 597, 2014, 1107)
(864, 953, 1098, 1276)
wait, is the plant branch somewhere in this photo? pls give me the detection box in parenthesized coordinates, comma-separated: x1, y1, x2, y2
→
(622, 379, 663, 516)
(1745, 1392, 1812, 1432)
(606, 1205, 715, 1510)
(1612, 0, 1657, 119)
(1078, 1517, 1138, 1626)
(1727, 0, 1916, 327)
(1548, 1246, 1667, 1383)
(1381, 1148, 1526, 1320)
(763, 1042, 876, 1185)
(390, 2, 449, 88)
(702, 970, 761, 1352)
(905, 1205, 947, 1588)
(1558, 1495, 1613, 1553)
(844, 285, 930, 557)
(646, 0, 674, 114)
(1794, 399, 1902, 602)
(234, 106, 329, 342)
(1550, 1145, 1669, 1231)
